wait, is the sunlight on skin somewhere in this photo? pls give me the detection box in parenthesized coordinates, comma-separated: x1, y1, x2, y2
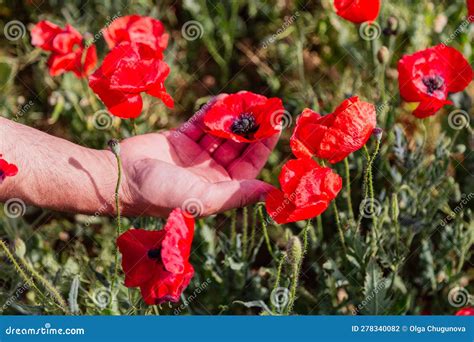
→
(0, 98, 279, 218)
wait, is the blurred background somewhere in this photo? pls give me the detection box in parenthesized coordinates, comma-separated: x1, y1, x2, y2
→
(0, 0, 472, 315)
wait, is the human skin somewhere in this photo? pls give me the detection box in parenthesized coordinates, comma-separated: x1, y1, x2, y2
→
(0, 100, 278, 218)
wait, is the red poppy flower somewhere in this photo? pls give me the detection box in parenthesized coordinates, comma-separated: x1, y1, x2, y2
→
(31, 20, 97, 78)
(398, 44, 473, 118)
(455, 307, 474, 316)
(468, 0, 474, 22)
(290, 96, 376, 164)
(265, 158, 342, 224)
(0, 154, 18, 183)
(203, 91, 284, 143)
(89, 42, 174, 119)
(334, 0, 380, 23)
(117, 208, 194, 305)
(103, 15, 169, 56)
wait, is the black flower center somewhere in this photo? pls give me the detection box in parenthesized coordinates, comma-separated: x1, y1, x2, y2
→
(230, 113, 259, 138)
(422, 75, 444, 94)
(147, 248, 161, 260)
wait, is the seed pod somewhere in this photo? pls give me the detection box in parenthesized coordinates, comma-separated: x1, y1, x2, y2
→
(377, 46, 390, 65)
(286, 236, 302, 268)
(372, 127, 383, 141)
(14, 237, 26, 258)
(391, 193, 399, 223)
(384, 16, 398, 35)
(108, 139, 121, 155)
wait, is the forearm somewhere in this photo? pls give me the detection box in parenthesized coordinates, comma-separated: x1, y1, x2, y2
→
(0, 117, 121, 215)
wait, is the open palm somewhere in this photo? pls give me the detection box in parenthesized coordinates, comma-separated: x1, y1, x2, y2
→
(119, 96, 279, 218)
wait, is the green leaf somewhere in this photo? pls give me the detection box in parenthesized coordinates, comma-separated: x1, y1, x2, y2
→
(361, 260, 391, 315)
(68, 275, 80, 315)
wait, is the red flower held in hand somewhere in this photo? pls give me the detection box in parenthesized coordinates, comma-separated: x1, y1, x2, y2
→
(334, 0, 380, 23)
(31, 20, 97, 77)
(203, 91, 285, 143)
(290, 96, 376, 164)
(103, 15, 169, 56)
(0, 154, 18, 183)
(265, 158, 342, 224)
(117, 208, 194, 305)
(398, 44, 473, 118)
(89, 42, 174, 119)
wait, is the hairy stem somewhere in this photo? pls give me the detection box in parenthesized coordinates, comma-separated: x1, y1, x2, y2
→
(344, 158, 355, 223)
(111, 151, 123, 297)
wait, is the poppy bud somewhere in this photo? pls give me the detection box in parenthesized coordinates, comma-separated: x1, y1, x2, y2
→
(383, 16, 398, 36)
(14, 238, 26, 258)
(108, 139, 121, 155)
(286, 236, 302, 267)
(377, 46, 390, 65)
(372, 127, 383, 141)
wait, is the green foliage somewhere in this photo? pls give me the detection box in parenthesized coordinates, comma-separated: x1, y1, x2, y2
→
(0, 0, 472, 315)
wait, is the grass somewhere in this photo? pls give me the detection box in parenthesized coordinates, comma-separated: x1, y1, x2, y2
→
(0, 0, 472, 315)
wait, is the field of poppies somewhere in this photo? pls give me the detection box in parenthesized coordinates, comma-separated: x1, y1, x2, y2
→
(0, 0, 473, 316)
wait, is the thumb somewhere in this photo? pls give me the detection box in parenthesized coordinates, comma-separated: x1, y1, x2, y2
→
(205, 179, 276, 215)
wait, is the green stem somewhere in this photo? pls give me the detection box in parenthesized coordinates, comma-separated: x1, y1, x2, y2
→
(332, 201, 347, 254)
(344, 158, 355, 223)
(242, 206, 248, 259)
(19, 257, 68, 313)
(257, 205, 274, 258)
(248, 206, 257, 256)
(111, 152, 123, 297)
(230, 209, 237, 246)
(0, 240, 44, 303)
(302, 220, 311, 253)
(270, 253, 286, 313)
(357, 142, 380, 232)
(130, 119, 138, 136)
(316, 215, 323, 243)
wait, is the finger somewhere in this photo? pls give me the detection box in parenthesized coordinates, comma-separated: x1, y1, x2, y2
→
(202, 179, 276, 215)
(199, 135, 226, 154)
(226, 134, 280, 179)
(211, 139, 248, 167)
(175, 94, 227, 141)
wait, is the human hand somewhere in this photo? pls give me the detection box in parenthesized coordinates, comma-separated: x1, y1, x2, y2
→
(118, 96, 279, 218)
